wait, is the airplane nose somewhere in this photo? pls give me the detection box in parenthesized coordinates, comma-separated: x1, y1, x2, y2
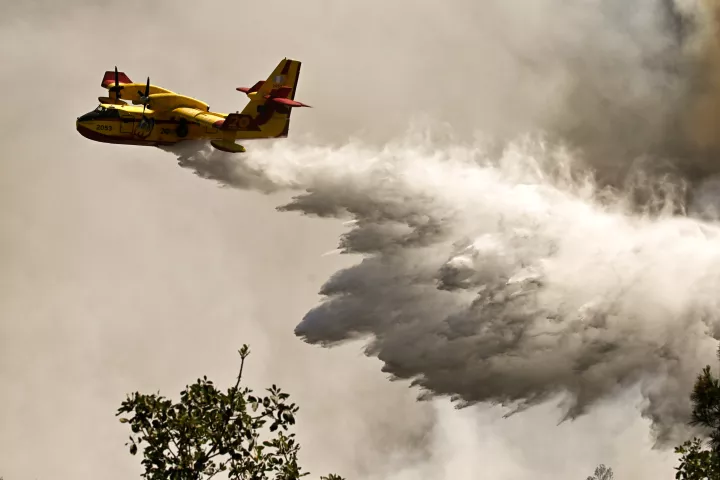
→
(76, 120, 94, 139)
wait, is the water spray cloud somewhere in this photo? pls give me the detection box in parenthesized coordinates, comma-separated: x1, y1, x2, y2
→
(163, 130, 720, 444)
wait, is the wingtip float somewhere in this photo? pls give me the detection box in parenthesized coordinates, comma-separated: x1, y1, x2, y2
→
(76, 58, 310, 153)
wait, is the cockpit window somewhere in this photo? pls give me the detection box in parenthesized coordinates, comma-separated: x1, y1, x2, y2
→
(79, 106, 120, 121)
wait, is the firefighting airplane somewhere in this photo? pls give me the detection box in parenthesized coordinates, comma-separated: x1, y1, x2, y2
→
(76, 58, 310, 153)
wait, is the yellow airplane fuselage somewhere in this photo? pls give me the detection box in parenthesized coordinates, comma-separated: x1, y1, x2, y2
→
(76, 100, 289, 148)
(76, 58, 306, 153)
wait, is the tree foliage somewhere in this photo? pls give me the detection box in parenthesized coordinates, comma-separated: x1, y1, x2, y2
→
(116, 344, 344, 480)
(675, 438, 719, 480)
(586, 464, 614, 480)
(675, 346, 720, 480)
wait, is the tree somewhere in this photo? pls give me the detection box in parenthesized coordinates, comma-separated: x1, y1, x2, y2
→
(674, 346, 720, 479)
(675, 438, 719, 480)
(586, 464, 614, 480)
(116, 344, 345, 480)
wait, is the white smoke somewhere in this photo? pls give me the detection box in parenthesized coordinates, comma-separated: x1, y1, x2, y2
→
(162, 127, 720, 447)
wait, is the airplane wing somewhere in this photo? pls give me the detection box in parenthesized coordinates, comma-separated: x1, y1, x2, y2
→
(172, 107, 261, 132)
(99, 68, 173, 105)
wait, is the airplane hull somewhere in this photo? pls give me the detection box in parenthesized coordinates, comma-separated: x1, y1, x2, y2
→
(76, 118, 288, 149)
(76, 123, 176, 147)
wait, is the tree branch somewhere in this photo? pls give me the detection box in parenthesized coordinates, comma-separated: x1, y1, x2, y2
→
(142, 425, 179, 461)
(235, 351, 247, 391)
(208, 351, 248, 460)
(169, 435, 182, 462)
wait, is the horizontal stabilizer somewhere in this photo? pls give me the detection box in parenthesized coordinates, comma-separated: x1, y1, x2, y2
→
(236, 81, 265, 94)
(269, 97, 311, 108)
(271, 86, 292, 98)
(211, 140, 246, 153)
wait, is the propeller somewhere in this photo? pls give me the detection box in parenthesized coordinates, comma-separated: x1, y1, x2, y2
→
(138, 77, 151, 130)
(108, 66, 123, 99)
(137, 77, 151, 105)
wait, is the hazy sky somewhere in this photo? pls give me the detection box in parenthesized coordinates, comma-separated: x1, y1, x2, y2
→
(0, 1, 709, 479)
